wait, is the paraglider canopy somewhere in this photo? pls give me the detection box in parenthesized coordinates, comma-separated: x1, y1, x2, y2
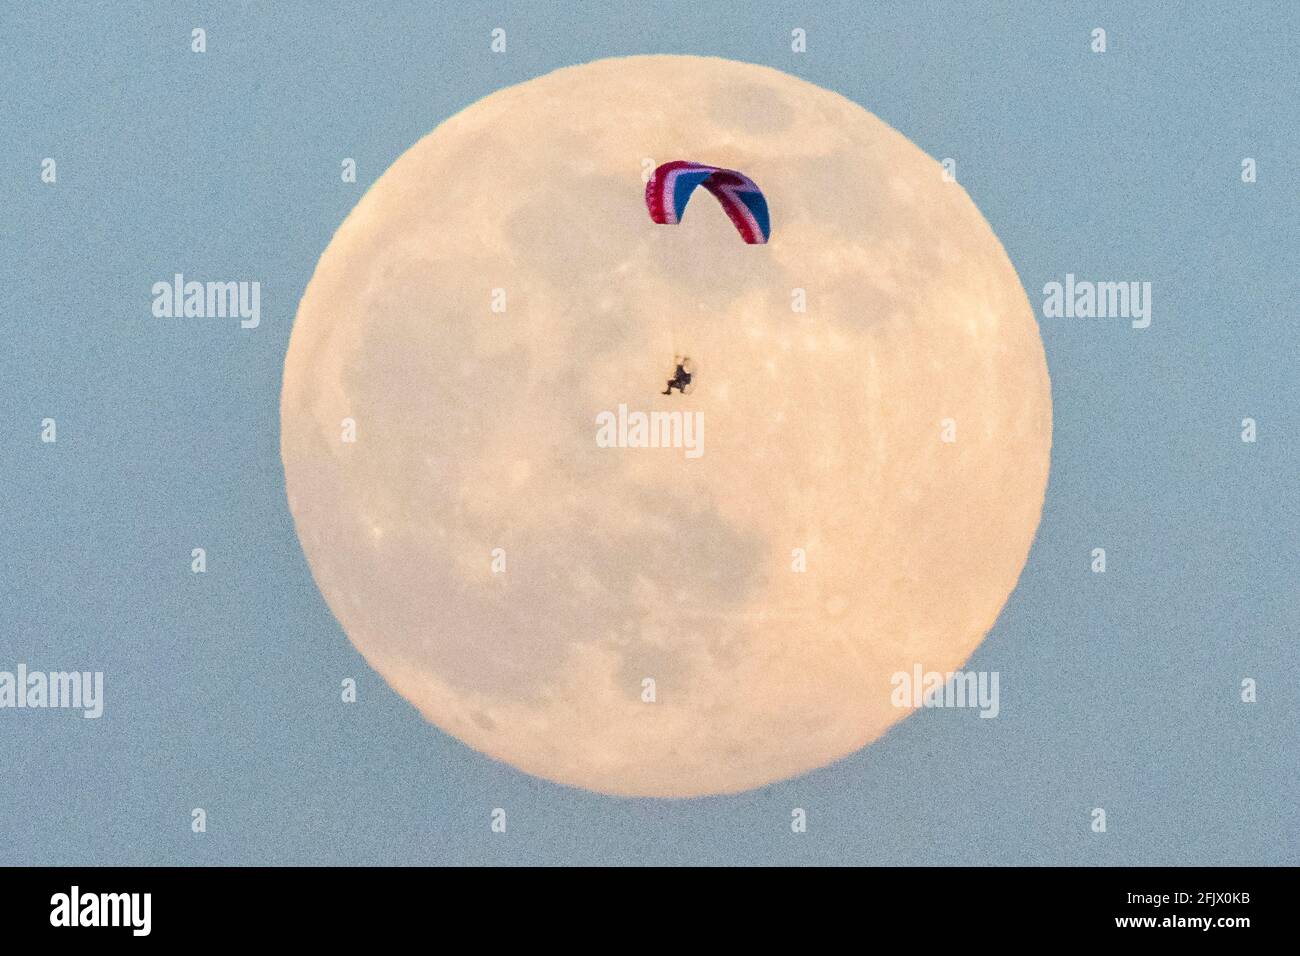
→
(645, 161, 770, 244)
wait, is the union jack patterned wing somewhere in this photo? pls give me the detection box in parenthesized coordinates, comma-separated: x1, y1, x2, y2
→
(645, 160, 770, 244)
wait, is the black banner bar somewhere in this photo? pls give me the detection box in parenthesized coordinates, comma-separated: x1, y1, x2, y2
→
(0, 866, 1284, 941)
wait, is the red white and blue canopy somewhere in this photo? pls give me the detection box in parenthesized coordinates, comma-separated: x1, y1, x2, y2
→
(644, 161, 771, 244)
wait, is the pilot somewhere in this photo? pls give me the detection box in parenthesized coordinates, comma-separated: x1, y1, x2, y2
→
(661, 355, 693, 396)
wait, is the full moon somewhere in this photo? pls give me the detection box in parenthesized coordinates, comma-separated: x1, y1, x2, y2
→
(281, 55, 1051, 797)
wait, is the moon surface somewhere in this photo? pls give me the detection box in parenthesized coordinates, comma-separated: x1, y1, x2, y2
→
(280, 55, 1051, 797)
